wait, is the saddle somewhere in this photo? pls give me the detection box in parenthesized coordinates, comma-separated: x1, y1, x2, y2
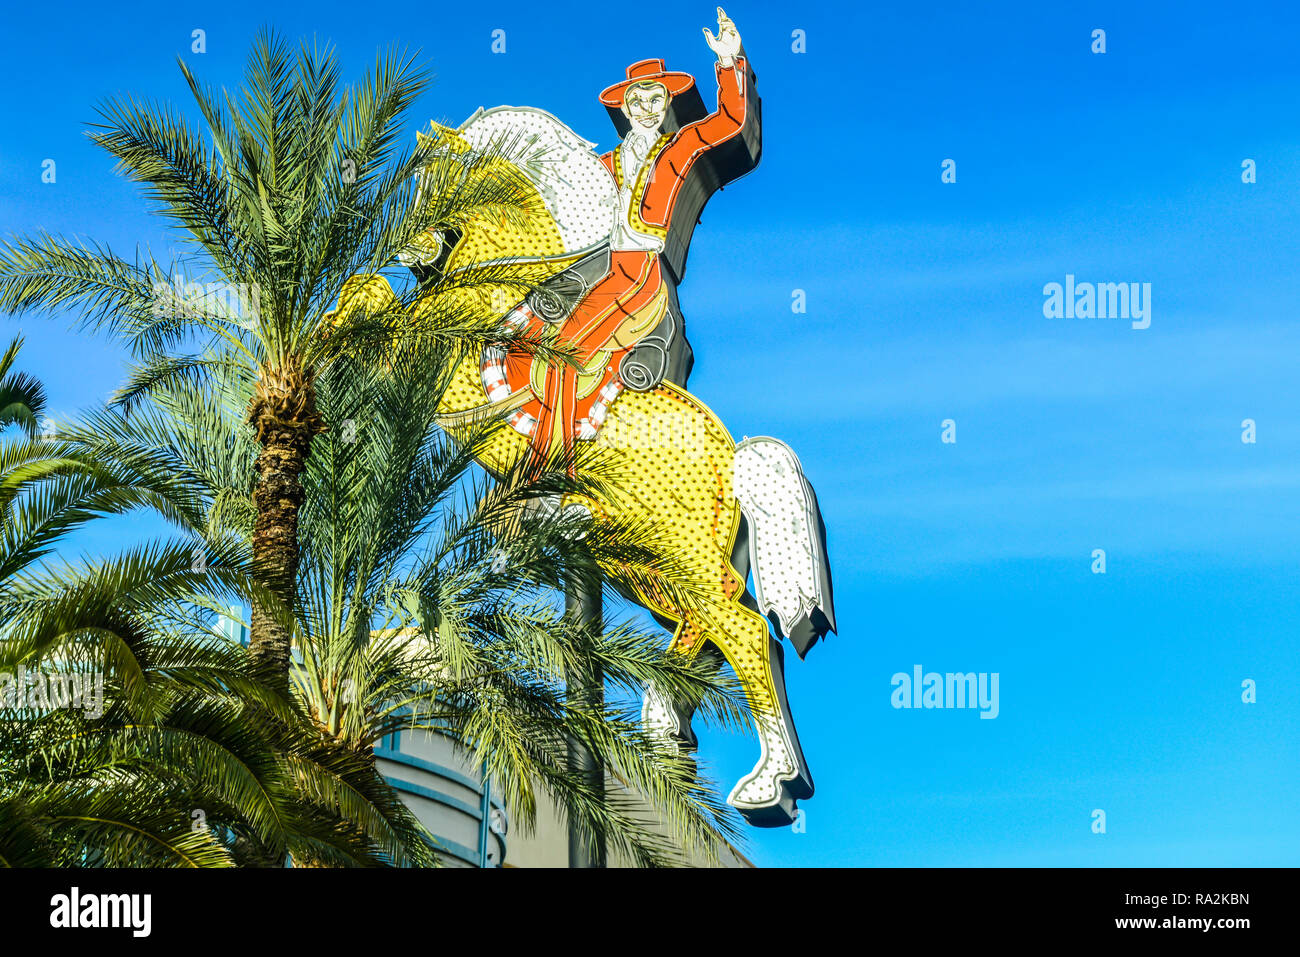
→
(515, 245, 693, 392)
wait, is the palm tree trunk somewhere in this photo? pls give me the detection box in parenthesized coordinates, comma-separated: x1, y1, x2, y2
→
(247, 364, 323, 690)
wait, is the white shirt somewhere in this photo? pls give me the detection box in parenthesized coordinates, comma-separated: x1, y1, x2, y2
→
(612, 130, 666, 253)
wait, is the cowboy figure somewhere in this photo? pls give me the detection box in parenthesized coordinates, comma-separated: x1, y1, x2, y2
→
(498, 8, 761, 463)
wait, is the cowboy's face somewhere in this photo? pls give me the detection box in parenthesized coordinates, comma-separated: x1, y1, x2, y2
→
(622, 81, 669, 131)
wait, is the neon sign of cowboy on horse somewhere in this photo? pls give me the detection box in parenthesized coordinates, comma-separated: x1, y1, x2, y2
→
(338, 8, 836, 826)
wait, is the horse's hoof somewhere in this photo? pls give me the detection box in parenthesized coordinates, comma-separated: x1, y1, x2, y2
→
(727, 768, 813, 828)
(726, 710, 815, 827)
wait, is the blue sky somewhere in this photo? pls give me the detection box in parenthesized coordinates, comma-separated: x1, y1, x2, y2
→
(2, 0, 1298, 866)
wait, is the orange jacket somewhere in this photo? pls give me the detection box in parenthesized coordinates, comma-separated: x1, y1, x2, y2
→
(599, 55, 760, 282)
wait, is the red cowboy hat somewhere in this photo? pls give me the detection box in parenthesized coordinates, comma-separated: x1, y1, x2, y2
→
(598, 58, 696, 107)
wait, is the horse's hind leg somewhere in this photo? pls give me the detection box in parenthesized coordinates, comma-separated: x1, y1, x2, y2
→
(640, 595, 812, 826)
(699, 597, 814, 826)
(643, 600, 814, 821)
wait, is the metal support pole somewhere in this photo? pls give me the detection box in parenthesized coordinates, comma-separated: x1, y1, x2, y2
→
(478, 760, 491, 868)
(565, 571, 606, 868)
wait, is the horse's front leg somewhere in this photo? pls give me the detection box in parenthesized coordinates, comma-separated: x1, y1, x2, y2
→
(641, 639, 726, 751)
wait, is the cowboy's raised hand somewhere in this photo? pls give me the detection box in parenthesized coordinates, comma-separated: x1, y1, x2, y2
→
(703, 7, 742, 68)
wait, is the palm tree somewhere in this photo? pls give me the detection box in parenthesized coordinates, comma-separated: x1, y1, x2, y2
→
(0, 339, 437, 868)
(63, 344, 748, 866)
(0, 541, 438, 867)
(0, 30, 539, 691)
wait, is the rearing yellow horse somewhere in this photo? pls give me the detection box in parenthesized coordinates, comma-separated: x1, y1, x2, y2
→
(340, 33, 835, 825)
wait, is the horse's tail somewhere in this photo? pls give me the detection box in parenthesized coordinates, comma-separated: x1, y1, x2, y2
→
(732, 437, 836, 659)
